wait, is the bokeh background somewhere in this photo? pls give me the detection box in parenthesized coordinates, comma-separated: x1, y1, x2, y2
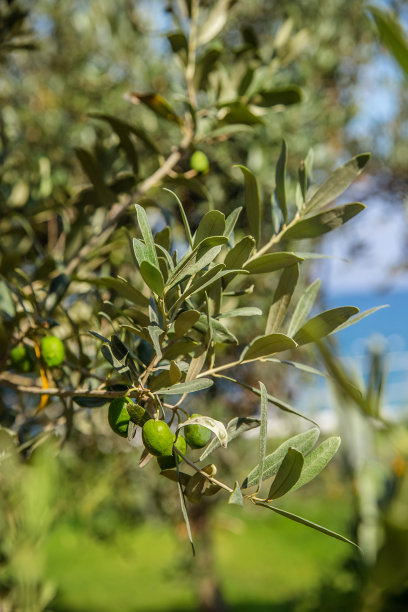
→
(1, 1, 408, 611)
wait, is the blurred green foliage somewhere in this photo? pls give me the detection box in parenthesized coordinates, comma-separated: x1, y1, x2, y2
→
(1, 0, 408, 611)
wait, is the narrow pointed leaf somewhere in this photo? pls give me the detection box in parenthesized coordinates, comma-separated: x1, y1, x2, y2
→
(267, 448, 304, 500)
(193, 210, 225, 247)
(293, 307, 359, 345)
(140, 261, 164, 296)
(224, 207, 243, 237)
(177, 478, 195, 555)
(333, 305, 389, 334)
(185, 344, 207, 382)
(282, 203, 366, 241)
(218, 307, 262, 319)
(218, 374, 318, 424)
(288, 278, 321, 337)
(174, 310, 200, 338)
(224, 236, 255, 270)
(169, 360, 182, 385)
(369, 7, 408, 77)
(75, 147, 115, 205)
(194, 314, 238, 344)
(200, 416, 261, 461)
(245, 252, 303, 274)
(223, 236, 255, 286)
(242, 427, 320, 489)
(197, 0, 232, 45)
(256, 503, 359, 548)
(156, 378, 214, 395)
(135, 204, 159, 266)
(178, 415, 228, 448)
(163, 188, 193, 248)
(292, 436, 341, 492)
(265, 264, 299, 334)
(241, 333, 296, 362)
(236, 165, 261, 246)
(265, 358, 327, 378)
(147, 324, 163, 359)
(275, 140, 288, 223)
(256, 382, 268, 493)
(126, 92, 183, 125)
(306, 153, 370, 213)
(81, 276, 149, 307)
(132, 238, 148, 267)
(228, 482, 244, 506)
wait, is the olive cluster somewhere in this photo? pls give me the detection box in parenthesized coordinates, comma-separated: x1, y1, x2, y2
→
(9, 335, 65, 372)
(108, 398, 211, 470)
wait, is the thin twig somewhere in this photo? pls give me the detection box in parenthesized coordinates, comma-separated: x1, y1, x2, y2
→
(173, 446, 233, 493)
(65, 131, 193, 276)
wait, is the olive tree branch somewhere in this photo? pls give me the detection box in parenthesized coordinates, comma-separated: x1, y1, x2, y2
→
(65, 130, 193, 276)
(173, 447, 233, 494)
(0, 374, 140, 400)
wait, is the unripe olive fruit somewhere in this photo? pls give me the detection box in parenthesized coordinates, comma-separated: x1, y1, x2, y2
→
(142, 420, 173, 457)
(190, 150, 209, 174)
(108, 397, 131, 438)
(184, 414, 211, 449)
(40, 335, 65, 367)
(127, 402, 151, 427)
(157, 435, 187, 470)
(10, 345, 35, 373)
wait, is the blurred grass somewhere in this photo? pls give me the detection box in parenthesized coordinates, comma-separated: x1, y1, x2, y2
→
(45, 493, 353, 611)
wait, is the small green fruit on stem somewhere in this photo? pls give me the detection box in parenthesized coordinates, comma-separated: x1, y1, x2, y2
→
(190, 150, 209, 174)
(40, 335, 65, 367)
(142, 420, 173, 456)
(10, 344, 35, 373)
(108, 397, 131, 438)
(127, 402, 151, 426)
(157, 435, 187, 470)
(184, 414, 211, 449)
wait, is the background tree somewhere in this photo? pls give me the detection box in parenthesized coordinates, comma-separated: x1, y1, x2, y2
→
(1, 1, 407, 611)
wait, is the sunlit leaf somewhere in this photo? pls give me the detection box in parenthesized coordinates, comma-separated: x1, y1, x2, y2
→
(306, 154, 370, 213)
(140, 261, 164, 296)
(369, 7, 408, 77)
(293, 307, 359, 345)
(200, 416, 261, 461)
(174, 310, 201, 338)
(135, 204, 159, 267)
(255, 503, 358, 548)
(288, 278, 321, 337)
(228, 481, 244, 506)
(242, 428, 319, 489)
(265, 264, 299, 334)
(282, 203, 365, 240)
(275, 140, 288, 223)
(178, 415, 228, 448)
(156, 378, 214, 395)
(193, 210, 225, 247)
(291, 437, 341, 491)
(235, 165, 261, 246)
(240, 333, 297, 362)
(267, 448, 304, 500)
(244, 252, 303, 274)
(256, 382, 268, 493)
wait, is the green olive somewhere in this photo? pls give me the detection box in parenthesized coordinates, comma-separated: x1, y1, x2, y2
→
(142, 420, 173, 457)
(40, 336, 65, 367)
(157, 435, 187, 470)
(184, 414, 211, 449)
(108, 397, 131, 438)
